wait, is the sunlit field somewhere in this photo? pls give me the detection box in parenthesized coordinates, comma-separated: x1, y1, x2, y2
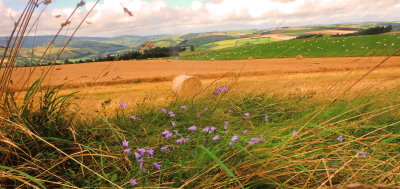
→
(3, 54, 400, 188)
(42, 57, 399, 117)
(3, 60, 400, 188)
(5, 56, 400, 90)
(3, 55, 399, 188)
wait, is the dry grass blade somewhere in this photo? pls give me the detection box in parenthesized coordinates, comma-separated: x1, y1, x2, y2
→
(14, 0, 100, 116)
(0, 165, 46, 189)
(0, 0, 38, 102)
(16, 0, 84, 92)
(265, 47, 400, 168)
(322, 158, 332, 187)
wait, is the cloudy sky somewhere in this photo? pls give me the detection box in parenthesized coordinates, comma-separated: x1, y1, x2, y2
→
(1, 0, 400, 37)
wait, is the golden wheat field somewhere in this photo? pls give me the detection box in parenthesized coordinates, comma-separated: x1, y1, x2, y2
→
(306, 30, 358, 35)
(8, 56, 399, 116)
(7, 56, 400, 89)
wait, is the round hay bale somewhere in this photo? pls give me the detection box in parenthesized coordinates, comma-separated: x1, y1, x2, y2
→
(210, 58, 215, 61)
(247, 56, 254, 60)
(296, 55, 303, 60)
(172, 75, 203, 96)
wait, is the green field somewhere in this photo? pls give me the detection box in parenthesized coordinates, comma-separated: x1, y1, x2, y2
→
(267, 28, 315, 36)
(221, 29, 260, 36)
(196, 37, 281, 51)
(181, 33, 400, 60)
(315, 22, 400, 30)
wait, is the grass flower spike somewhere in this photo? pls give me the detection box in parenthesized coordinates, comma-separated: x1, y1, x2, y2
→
(120, 102, 127, 108)
(188, 125, 197, 131)
(161, 146, 168, 152)
(153, 163, 161, 170)
(122, 140, 129, 147)
(129, 179, 137, 186)
(123, 148, 132, 155)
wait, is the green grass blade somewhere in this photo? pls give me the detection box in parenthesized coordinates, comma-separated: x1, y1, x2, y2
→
(0, 165, 47, 189)
(23, 77, 42, 104)
(197, 145, 244, 189)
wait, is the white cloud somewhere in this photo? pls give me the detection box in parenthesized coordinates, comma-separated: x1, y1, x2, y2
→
(191, 1, 203, 11)
(0, 1, 18, 36)
(0, 0, 399, 37)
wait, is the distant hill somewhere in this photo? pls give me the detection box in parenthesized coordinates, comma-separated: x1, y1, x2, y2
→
(181, 33, 400, 60)
(0, 21, 399, 66)
(0, 35, 112, 48)
(65, 41, 129, 59)
(178, 35, 236, 47)
(311, 22, 400, 30)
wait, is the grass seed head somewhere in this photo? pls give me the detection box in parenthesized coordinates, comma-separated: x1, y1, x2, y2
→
(123, 7, 134, 16)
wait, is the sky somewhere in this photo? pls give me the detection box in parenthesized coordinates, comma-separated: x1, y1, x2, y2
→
(0, 0, 400, 37)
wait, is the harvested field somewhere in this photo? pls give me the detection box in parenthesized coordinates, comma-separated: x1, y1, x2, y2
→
(7, 56, 400, 90)
(201, 32, 226, 36)
(59, 61, 400, 117)
(279, 27, 311, 30)
(9, 56, 400, 116)
(306, 29, 358, 35)
(235, 33, 252, 36)
(259, 34, 297, 40)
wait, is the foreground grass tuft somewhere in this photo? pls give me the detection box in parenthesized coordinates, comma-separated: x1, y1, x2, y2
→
(1, 84, 400, 188)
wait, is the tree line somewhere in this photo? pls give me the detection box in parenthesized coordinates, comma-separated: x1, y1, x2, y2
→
(295, 34, 323, 39)
(331, 25, 392, 37)
(65, 46, 187, 64)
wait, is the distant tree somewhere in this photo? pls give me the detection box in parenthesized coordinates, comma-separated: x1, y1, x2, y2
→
(64, 59, 71, 64)
(190, 46, 195, 52)
(90, 46, 185, 63)
(332, 25, 393, 37)
(260, 31, 271, 35)
(295, 34, 323, 40)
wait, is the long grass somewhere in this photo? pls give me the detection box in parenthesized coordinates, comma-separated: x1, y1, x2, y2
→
(1, 83, 399, 188)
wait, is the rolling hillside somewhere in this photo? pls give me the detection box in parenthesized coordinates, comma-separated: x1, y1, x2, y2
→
(1, 21, 399, 66)
(181, 33, 400, 60)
